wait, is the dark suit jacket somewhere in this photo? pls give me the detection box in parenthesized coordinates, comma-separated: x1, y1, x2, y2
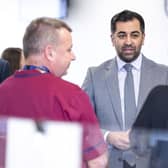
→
(131, 85, 168, 168)
(0, 58, 10, 83)
(132, 85, 168, 129)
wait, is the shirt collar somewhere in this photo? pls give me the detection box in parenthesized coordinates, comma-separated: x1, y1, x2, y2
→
(116, 54, 142, 71)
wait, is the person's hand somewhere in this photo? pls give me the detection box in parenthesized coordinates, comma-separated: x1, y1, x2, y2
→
(87, 150, 109, 168)
(107, 130, 130, 150)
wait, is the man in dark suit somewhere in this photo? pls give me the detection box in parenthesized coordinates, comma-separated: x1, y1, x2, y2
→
(130, 85, 168, 168)
(82, 10, 168, 168)
(0, 58, 10, 83)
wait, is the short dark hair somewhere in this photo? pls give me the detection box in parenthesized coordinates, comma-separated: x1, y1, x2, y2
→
(23, 17, 72, 59)
(110, 10, 145, 34)
(1, 47, 22, 74)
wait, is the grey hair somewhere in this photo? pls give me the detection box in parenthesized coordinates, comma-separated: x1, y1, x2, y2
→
(23, 17, 72, 58)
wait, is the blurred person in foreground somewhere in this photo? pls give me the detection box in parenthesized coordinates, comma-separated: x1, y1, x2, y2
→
(0, 58, 10, 83)
(82, 9, 168, 168)
(130, 85, 168, 168)
(1, 47, 25, 75)
(0, 17, 108, 168)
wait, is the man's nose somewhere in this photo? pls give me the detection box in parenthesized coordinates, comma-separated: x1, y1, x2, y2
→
(124, 35, 132, 45)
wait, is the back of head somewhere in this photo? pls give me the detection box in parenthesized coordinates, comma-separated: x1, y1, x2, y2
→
(1, 47, 23, 74)
(23, 17, 72, 59)
(110, 9, 145, 34)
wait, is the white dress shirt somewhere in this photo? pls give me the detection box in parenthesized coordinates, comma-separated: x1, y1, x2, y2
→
(117, 54, 142, 130)
(104, 54, 142, 141)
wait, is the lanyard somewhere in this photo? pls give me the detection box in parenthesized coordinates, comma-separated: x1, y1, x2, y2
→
(23, 65, 50, 73)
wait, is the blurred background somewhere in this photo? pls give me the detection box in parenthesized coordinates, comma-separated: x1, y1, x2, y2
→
(0, 0, 168, 85)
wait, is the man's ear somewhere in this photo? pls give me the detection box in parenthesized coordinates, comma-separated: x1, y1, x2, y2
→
(45, 45, 55, 61)
(142, 33, 145, 45)
(110, 34, 115, 46)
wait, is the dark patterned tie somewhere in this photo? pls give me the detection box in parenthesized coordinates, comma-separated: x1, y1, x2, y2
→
(124, 64, 136, 130)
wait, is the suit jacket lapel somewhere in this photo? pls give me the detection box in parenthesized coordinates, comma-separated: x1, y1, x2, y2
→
(105, 58, 123, 129)
(137, 56, 154, 113)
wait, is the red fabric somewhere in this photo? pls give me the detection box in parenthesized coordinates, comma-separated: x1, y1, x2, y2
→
(0, 70, 107, 167)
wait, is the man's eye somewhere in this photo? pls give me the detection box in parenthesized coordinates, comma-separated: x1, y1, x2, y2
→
(118, 34, 126, 39)
(131, 34, 140, 38)
(68, 48, 72, 52)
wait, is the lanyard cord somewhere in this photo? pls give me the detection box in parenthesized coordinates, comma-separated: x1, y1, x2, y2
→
(23, 65, 50, 73)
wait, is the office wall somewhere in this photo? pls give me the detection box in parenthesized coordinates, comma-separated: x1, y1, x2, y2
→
(0, 0, 168, 85)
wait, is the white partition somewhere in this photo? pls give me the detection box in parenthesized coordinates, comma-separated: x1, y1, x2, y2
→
(5, 118, 82, 168)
